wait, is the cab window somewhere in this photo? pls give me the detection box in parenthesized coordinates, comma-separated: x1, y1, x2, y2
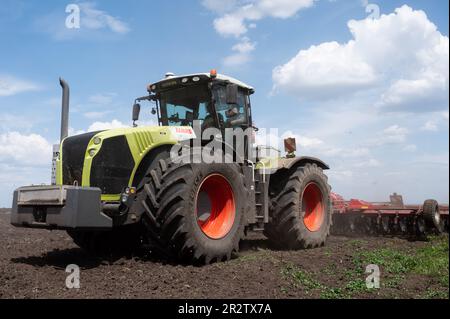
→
(213, 86, 248, 128)
(159, 85, 212, 126)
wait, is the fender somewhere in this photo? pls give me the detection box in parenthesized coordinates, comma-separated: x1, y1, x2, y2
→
(274, 156, 330, 172)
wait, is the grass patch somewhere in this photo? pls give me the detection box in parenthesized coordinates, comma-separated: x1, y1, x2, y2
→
(414, 236, 449, 287)
(280, 236, 448, 299)
(354, 235, 448, 296)
(347, 239, 365, 248)
(281, 263, 373, 299)
(281, 264, 323, 294)
(356, 248, 416, 274)
(422, 288, 449, 299)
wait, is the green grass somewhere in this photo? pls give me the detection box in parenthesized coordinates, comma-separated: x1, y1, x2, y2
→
(422, 288, 449, 299)
(414, 236, 449, 287)
(281, 263, 372, 299)
(280, 236, 449, 299)
(281, 264, 323, 292)
(353, 236, 449, 297)
(347, 239, 365, 248)
(355, 248, 416, 274)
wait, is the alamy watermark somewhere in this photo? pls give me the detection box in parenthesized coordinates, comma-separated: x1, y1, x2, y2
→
(65, 264, 80, 289)
(365, 2, 381, 20)
(65, 4, 80, 29)
(365, 264, 380, 289)
(168, 120, 281, 166)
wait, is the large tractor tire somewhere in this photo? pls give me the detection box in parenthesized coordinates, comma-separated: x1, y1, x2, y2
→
(423, 199, 443, 234)
(137, 154, 248, 264)
(264, 163, 332, 249)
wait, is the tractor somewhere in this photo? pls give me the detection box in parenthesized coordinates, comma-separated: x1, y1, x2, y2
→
(11, 70, 332, 264)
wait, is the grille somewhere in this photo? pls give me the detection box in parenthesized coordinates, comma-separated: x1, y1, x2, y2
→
(90, 136, 135, 194)
(62, 131, 99, 186)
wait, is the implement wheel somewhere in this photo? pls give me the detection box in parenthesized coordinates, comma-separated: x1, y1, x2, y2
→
(265, 163, 332, 249)
(423, 199, 443, 233)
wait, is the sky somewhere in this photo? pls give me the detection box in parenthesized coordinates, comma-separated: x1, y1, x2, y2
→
(0, 0, 448, 207)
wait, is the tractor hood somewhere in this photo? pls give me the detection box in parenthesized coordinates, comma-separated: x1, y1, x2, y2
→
(57, 125, 195, 198)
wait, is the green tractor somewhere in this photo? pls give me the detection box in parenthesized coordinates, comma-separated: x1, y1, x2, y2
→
(11, 71, 332, 264)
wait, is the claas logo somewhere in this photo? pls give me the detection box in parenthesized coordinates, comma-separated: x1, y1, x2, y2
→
(176, 128, 193, 134)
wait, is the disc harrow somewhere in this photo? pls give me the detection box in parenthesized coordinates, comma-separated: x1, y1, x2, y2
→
(330, 193, 449, 238)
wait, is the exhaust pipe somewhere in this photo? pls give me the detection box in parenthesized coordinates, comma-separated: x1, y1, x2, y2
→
(59, 77, 70, 142)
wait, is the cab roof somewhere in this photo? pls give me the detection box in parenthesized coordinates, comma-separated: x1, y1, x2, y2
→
(148, 72, 255, 94)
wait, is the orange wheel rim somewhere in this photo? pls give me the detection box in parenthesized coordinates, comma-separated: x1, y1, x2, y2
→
(196, 174, 236, 239)
(302, 182, 324, 232)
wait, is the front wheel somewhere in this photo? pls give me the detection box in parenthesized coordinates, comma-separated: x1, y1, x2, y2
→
(138, 158, 248, 265)
(264, 163, 332, 249)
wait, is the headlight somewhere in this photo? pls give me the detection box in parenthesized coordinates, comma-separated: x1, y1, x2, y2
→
(93, 137, 101, 145)
(88, 149, 97, 157)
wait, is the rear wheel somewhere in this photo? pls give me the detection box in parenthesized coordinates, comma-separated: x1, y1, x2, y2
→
(137, 156, 248, 264)
(264, 163, 332, 249)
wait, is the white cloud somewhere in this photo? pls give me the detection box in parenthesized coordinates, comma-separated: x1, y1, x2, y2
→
(279, 130, 324, 148)
(0, 132, 52, 166)
(211, 0, 316, 37)
(355, 158, 381, 168)
(273, 41, 377, 99)
(442, 111, 449, 120)
(214, 13, 248, 38)
(231, 37, 256, 54)
(79, 2, 130, 34)
(206, 0, 316, 67)
(256, 129, 376, 163)
(369, 125, 409, 146)
(223, 38, 256, 67)
(383, 125, 409, 137)
(68, 127, 85, 136)
(403, 144, 418, 152)
(36, 2, 130, 40)
(420, 120, 439, 132)
(296, 136, 323, 148)
(0, 113, 35, 132)
(0, 75, 39, 97)
(87, 119, 128, 132)
(343, 147, 370, 158)
(328, 170, 353, 181)
(414, 153, 449, 166)
(0, 132, 54, 207)
(202, 0, 238, 14)
(272, 5, 449, 111)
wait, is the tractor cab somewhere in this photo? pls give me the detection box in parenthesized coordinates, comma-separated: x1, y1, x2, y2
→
(134, 70, 255, 134)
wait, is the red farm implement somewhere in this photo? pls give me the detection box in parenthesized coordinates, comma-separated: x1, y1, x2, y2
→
(331, 192, 449, 238)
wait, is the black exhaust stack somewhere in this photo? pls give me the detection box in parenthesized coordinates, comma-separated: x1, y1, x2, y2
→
(59, 77, 70, 142)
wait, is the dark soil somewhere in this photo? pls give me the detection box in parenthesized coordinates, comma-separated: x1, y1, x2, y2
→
(0, 212, 448, 299)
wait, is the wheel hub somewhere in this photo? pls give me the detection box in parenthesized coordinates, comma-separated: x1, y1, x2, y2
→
(196, 174, 236, 239)
(302, 182, 325, 232)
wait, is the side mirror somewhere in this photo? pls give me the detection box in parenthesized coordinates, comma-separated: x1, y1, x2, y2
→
(226, 84, 238, 105)
(132, 103, 141, 123)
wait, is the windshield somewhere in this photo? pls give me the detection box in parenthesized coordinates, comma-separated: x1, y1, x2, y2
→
(159, 85, 212, 127)
(213, 86, 248, 128)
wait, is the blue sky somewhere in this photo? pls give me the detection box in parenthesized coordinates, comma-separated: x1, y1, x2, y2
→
(0, 0, 448, 207)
